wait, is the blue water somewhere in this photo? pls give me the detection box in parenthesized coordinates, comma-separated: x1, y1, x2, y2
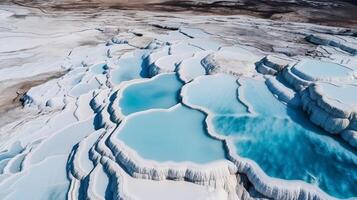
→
(238, 78, 287, 116)
(111, 50, 147, 85)
(212, 77, 357, 198)
(119, 73, 183, 115)
(183, 74, 247, 114)
(115, 70, 357, 198)
(213, 115, 357, 198)
(117, 104, 226, 163)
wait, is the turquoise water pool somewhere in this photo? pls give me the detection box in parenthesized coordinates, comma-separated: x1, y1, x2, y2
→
(119, 73, 183, 115)
(213, 115, 357, 198)
(215, 78, 357, 198)
(183, 74, 247, 114)
(111, 50, 147, 85)
(238, 78, 287, 116)
(117, 104, 226, 163)
(115, 70, 356, 198)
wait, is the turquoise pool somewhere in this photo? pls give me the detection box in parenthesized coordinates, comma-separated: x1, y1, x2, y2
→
(117, 104, 226, 163)
(115, 70, 356, 198)
(119, 73, 183, 115)
(111, 50, 147, 85)
(183, 74, 247, 114)
(213, 115, 357, 198)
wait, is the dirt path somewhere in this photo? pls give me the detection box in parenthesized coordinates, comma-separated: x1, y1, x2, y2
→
(0, 71, 66, 127)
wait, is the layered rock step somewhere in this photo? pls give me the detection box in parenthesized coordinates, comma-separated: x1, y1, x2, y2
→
(301, 82, 357, 147)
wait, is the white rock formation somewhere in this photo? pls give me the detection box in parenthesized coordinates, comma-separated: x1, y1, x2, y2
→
(1, 3, 356, 200)
(305, 34, 357, 56)
(256, 55, 295, 75)
(301, 82, 357, 147)
(201, 46, 264, 76)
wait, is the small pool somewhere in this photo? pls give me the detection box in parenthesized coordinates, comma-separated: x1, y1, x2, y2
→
(238, 78, 287, 116)
(182, 74, 247, 114)
(119, 73, 183, 115)
(110, 50, 147, 85)
(117, 104, 226, 163)
(292, 59, 353, 81)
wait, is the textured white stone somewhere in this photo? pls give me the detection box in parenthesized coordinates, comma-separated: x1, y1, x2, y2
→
(265, 76, 301, 107)
(256, 55, 294, 75)
(201, 46, 263, 76)
(305, 34, 357, 56)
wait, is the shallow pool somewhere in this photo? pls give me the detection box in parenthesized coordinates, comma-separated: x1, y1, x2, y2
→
(119, 73, 183, 115)
(238, 78, 287, 116)
(182, 74, 247, 114)
(117, 104, 226, 163)
(111, 50, 147, 85)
